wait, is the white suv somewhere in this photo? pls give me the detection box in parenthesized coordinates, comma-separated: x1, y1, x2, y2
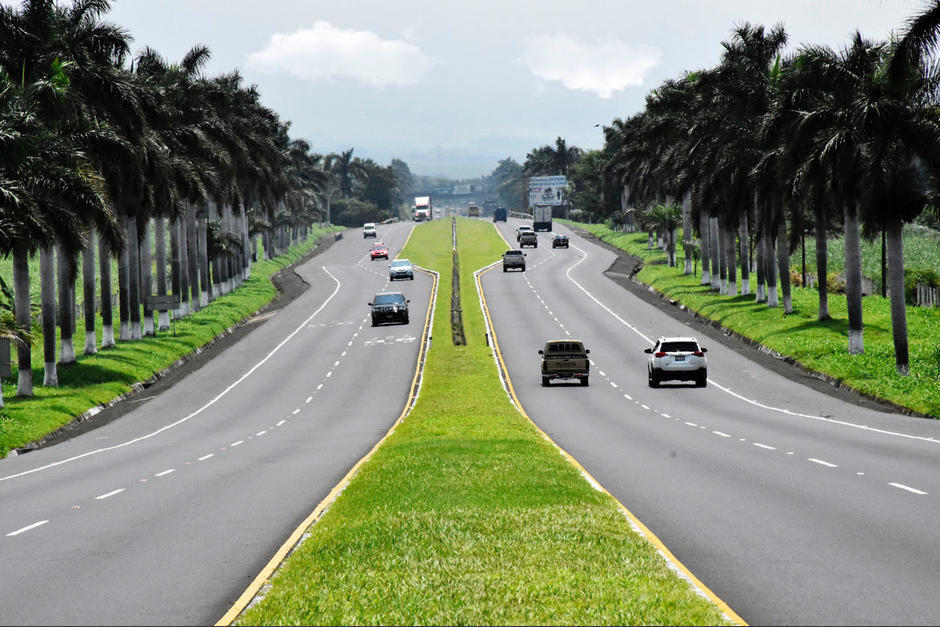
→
(363, 222, 377, 238)
(645, 336, 708, 388)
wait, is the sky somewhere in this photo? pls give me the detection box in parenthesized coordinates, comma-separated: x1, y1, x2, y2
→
(99, 0, 928, 179)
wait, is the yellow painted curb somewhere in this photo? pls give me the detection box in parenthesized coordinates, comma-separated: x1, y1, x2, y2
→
(215, 264, 438, 626)
(475, 243, 747, 627)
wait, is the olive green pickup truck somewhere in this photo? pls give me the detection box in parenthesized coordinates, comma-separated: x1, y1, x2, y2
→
(539, 340, 590, 386)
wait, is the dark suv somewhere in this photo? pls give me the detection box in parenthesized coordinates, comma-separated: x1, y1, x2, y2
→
(369, 292, 410, 326)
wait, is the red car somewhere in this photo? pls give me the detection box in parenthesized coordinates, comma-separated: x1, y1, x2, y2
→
(370, 242, 389, 260)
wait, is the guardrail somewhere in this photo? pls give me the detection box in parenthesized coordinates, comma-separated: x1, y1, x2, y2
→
(916, 282, 938, 307)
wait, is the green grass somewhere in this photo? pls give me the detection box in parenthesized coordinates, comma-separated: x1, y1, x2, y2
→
(0, 226, 341, 456)
(563, 220, 940, 418)
(234, 217, 733, 626)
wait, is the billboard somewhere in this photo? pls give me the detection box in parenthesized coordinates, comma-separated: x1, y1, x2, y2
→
(453, 184, 471, 195)
(528, 175, 568, 206)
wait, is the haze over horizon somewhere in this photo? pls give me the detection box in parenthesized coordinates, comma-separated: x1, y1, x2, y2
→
(104, 0, 924, 179)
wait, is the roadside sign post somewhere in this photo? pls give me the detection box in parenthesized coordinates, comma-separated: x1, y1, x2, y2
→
(146, 294, 181, 336)
(0, 338, 10, 379)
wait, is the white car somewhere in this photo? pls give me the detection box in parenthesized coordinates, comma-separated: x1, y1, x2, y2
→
(645, 336, 708, 388)
(516, 225, 533, 242)
(388, 258, 414, 280)
(363, 222, 377, 238)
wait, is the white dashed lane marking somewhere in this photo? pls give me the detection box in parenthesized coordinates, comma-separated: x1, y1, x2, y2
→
(197, 454, 214, 461)
(95, 489, 124, 500)
(7, 520, 49, 536)
(753, 443, 776, 450)
(890, 483, 927, 495)
(809, 458, 838, 468)
(231, 440, 244, 447)
(276, 420, 286, 427)
(713, 431, 731, 438)
(154, 469, 175, 477)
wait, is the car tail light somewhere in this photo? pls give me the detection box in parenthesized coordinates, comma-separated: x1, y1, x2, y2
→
(693, 351, 704, 357)
(655, 352, 666, 358)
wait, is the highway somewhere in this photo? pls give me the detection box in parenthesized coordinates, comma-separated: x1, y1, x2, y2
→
(0, 221, 428, 625)
(481, 218, 940, 625)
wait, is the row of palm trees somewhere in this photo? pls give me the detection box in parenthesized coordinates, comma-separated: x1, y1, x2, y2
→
(0, 0, 351, 406)
(597, 6, 940, 377)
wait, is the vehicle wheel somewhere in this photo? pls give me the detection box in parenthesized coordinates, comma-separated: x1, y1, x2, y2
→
(410, 276, 414, 280)
(403, 315, 409, 324)
(371, 318, 378, 327)
(541, 376, 550, 387)
(648, 370, 659, 388)
(580, 376, 589, 386)
(696, 371, 707, 387)
(503, 266, 507, 272)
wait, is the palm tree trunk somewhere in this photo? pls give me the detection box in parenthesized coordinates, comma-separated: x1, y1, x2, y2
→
(117, 234, 130, 341)
(178, 211, 191, 316)
(777, 219, 792, 314)
(765, 219, 779, 307)
(844, 204, 864, 353)
(709, 215, 721, 291)
(717, 221, 727, 294)
(814, 212, 830, 321)
(725, 222, 737, 296)
(739, 212, 750, 295)
(126, 215, 142, 339)
(154, 215, 170, 331)
(13, 248, 33, 396)
(140, 218, 154, 336)
(682, 194, 693, 274)
(186, 203, 200, 311)
(40, 246, 58, 386)
(83, 230, 97, 354)
(197, 206, 209, 306)
(57, 245, 75, 364)
(99, 232, 115, 348)
(699, 212, 710, 285)
(170, 214, 182, 315)
(885, 217, 908, 375)
(755, 232, 766, 302)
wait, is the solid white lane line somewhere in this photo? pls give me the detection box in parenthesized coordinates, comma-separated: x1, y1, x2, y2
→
(96, 488, 125, 500)
(197, 454, 214, 461)
(753, 443, 776, 450)
(889, 482, 927, 495)
(154, 469, 175, 477)
(713, 431, 731, 438)
(1, 266, 345, 483)
(809, 458, 838, 468)
(7, 520, 49, 536)
(231, 440, 244, 447)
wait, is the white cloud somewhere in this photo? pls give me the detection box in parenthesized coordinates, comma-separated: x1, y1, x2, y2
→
(246, 21, 433, 88)
(521, 34, 661, 98)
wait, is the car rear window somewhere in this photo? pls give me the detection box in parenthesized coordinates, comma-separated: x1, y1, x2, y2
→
(547, 342, 584, 353)
(660, 341, 699, 352)
(505, 250, 522, 255)
(373, 294, 404, 305)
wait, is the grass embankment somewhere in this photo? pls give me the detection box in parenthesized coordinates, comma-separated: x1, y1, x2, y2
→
(563, 221, 940, 418)
(0, 226, 340, 456)
(235, 218, 732, 626)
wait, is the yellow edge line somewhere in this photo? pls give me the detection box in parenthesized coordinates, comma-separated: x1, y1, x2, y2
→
(475, 247, 747, 627)
(216, 264, 438, 626)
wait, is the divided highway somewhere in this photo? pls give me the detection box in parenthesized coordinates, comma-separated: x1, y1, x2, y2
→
(482, 218, 940, 625)
(0, 222, 428, 625)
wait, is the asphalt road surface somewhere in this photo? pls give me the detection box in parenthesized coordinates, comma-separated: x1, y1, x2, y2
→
(482, 218, 940, 626)
(0, 221, 428, 625)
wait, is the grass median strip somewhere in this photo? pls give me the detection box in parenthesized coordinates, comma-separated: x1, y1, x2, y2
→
(0, 226, 340, 456)
(234, 218, 733, 626)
